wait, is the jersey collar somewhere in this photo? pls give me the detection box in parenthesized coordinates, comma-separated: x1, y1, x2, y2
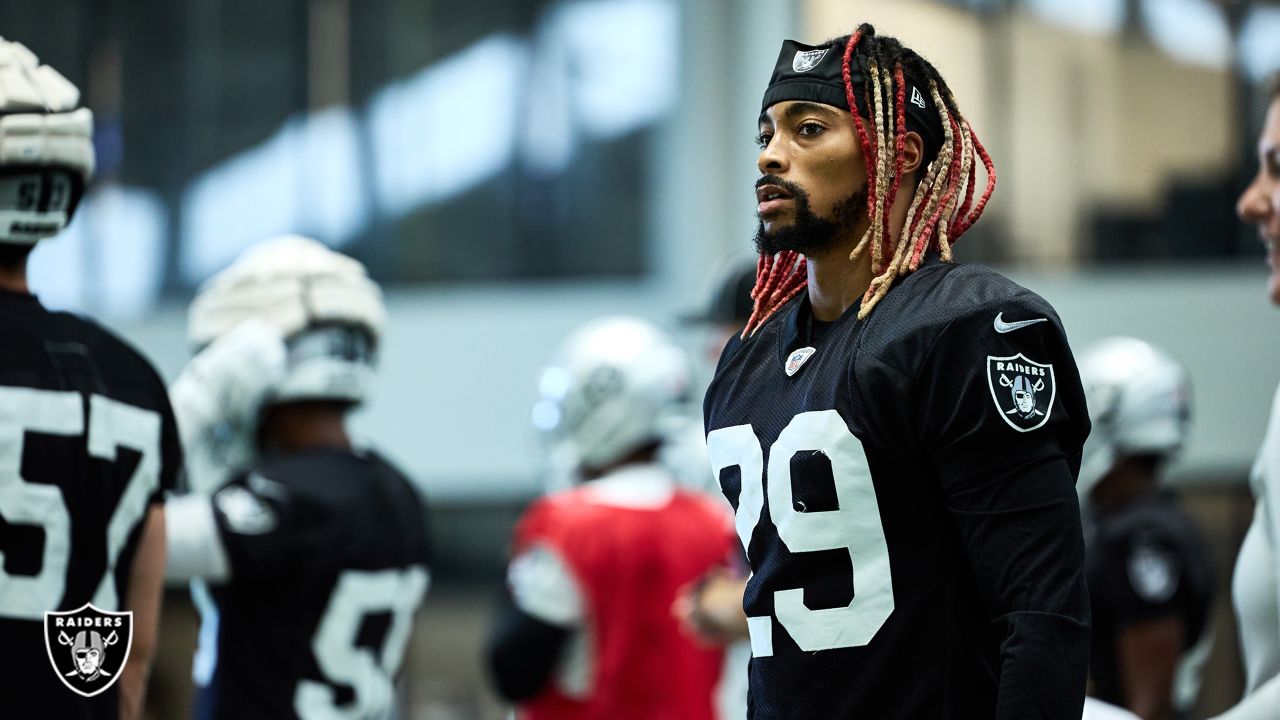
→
(581, 463, 676, 509)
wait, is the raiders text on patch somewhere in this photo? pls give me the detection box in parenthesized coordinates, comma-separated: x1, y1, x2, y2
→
(986, 353, 1057, 432)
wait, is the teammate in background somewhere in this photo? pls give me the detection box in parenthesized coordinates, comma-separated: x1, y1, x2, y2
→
(487, 317, 736, 720)
(682, 256, 758, 366)
(0, 39, 177, 719)
(1076, 338, 1213, 720)
(699, 26, 1091, 719)
(676, 258, 757, 720)
(163, 235, 431, 720)
(1208, 73, 1280, 720)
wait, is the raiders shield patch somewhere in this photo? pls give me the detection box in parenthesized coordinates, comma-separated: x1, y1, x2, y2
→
(1128, 544, 1179, 603)
(792, 48, 828, 73)
(44, 604, 133, 697)
(987, 353, 1056, 432)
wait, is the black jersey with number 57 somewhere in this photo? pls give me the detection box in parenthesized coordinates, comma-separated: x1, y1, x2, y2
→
(193, 449, 432, 720)
(0, 289, 183, 719)
(704, 260, 1092, 720)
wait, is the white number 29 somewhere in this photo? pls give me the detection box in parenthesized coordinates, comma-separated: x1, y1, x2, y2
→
(0, 387, 161, 619)
(706, 409, 894, 656)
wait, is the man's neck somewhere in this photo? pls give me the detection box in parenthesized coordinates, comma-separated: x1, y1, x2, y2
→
(805, 233, 874, 322)
(259, 403, 352, 455)
(1090, 466, 1159, 515)
(0, 262, 30, 295)
(805, 187, 915, 322)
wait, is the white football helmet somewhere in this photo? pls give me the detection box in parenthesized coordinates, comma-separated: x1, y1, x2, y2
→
(189, 234, 385, 406)
(1077, 337, 1191, 499)
(532, 317, 694, 480)
(0, 38, 94, 244)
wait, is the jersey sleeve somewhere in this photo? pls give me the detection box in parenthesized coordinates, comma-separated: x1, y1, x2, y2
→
(155, 388, 183, 502)
(913, 299, 1092, 720)
(507, 543, 584, 628)
(208, 471, 326, 582)
(509, 500, 584, 628)
(1094, 524, 1187, 626)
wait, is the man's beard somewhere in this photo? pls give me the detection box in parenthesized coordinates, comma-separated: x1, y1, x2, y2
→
(753, 175, 867, 257)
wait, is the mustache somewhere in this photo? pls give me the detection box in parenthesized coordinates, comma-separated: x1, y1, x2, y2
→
(755, 174, 808, 198)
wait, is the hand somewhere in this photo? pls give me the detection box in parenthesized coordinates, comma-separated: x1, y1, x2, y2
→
(673, 567, 749, 645)
(170, 319, 286, 494)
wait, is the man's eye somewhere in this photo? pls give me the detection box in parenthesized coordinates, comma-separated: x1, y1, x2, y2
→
(755, 133, 772, 149)
(797, 122, 824, 136)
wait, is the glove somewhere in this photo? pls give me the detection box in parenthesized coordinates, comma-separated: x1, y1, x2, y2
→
(170, 318, 286, 495)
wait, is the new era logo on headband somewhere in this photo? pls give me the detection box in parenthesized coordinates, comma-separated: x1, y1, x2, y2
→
(792, 49, 828, 73)
(910, 86, 927, 109)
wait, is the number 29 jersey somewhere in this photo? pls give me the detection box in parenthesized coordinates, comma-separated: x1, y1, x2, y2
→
(0, 289, 182, 719)
(704, 262, 1092, 720)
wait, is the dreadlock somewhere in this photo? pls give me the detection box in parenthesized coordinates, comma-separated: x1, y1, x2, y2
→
(743, 24, 996, 338)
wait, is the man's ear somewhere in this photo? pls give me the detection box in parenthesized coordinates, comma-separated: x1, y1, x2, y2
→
(901, 131, 924, 176)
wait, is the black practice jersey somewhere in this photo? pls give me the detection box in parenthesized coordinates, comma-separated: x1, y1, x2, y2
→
(704, 261, 1092, 720)
(194, 448, 432, 720)
(1086, 491, 1214, 715)
(0, 289, 182, 719)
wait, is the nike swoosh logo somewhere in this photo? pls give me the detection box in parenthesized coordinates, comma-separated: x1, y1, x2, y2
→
(993, 312, 1048, 334)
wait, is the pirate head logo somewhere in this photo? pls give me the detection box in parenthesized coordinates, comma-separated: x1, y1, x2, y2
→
(987, 353, 1056, 432)
(44, 604, 133, 697)
(792, 48, 828, 73)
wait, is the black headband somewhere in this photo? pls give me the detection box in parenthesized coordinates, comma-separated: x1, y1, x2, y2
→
(761, 37, 944, 164)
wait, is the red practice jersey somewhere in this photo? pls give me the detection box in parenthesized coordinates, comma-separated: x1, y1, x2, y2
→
(511, 466, 735, 720)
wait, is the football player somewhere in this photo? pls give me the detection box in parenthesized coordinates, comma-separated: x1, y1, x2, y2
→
(700, 26, 1091, 719)
(1076, 338, 1213, 720)
(682, 255, 758, 366)
(487, 317, 737, 720)
(163, 235, 432, 720)
(1208, 72, 1280, 720)
(677, 257, 758, 720)
(0, 39, 178, 719)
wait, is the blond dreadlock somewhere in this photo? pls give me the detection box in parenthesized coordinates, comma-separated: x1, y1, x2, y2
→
(742, 24, 996, 338)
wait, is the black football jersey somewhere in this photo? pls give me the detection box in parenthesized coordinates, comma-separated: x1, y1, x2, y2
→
(1085, 491, 1214, 715)
(0, 289, 182, 719)
(193, 448, 432, 720)
(704, 261, 1092, 720)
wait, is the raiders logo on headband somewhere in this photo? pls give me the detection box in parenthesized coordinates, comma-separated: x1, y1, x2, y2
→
(792, 48, 828, 73)
(987, 353, 1056, 432)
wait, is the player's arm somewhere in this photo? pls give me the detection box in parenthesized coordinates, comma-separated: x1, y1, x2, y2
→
(120, 366, 186, 720)
(119, 504, 165, 720)
(486, 544, 580, 702)
(1094, 529, 1190, 720)
(1115, 617, 1182, 720)
(912, 303, 1092, 720)
(675, 568, 749, 643)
